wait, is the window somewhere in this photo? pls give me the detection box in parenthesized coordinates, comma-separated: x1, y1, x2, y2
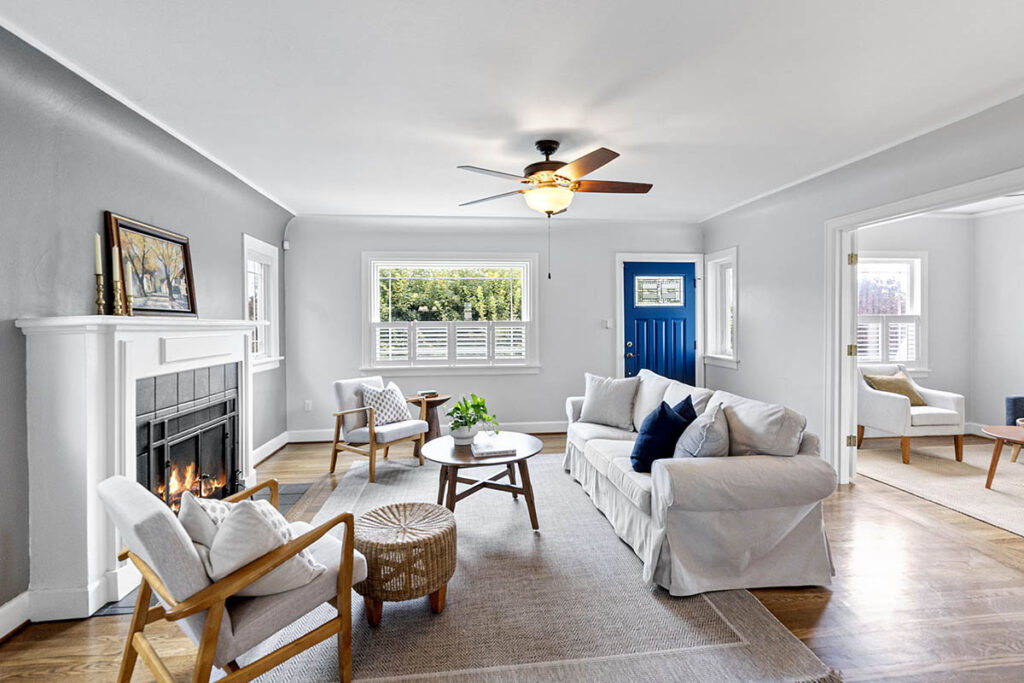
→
(856, 253, 927, 368)
(635, 276, 684, 306)
(243, 235, 281, 371)
(705, 247, 738, 368)
(365, 255, 537, 369)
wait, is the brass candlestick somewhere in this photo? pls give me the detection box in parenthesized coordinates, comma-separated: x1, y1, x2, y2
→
(95, 273, 105, 315)
(113, 282, 124, 316)
(126, 292, 134, 316)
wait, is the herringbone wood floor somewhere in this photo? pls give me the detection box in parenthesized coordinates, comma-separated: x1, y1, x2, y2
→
(4, 434, 1024, 681)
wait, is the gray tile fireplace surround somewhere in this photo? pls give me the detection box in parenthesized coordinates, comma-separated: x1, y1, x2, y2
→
(136, 362, 239, 419)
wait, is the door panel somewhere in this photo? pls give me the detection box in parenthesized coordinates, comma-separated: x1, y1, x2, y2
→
(623, 261, 696, 384)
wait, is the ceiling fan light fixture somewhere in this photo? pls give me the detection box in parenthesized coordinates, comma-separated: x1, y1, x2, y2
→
(524, 185, 574, 215)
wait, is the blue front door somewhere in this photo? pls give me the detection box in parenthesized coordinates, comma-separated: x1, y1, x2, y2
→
(623, 261, 696, 383)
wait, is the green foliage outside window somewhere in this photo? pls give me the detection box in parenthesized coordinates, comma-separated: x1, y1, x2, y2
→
(378, 266, 524, 322)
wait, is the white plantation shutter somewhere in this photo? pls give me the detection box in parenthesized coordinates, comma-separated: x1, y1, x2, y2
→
(455, 325, 489, 360)
(856, 319, 883, 363)
(415, 325, 449, 361)
(375, 325, 409, 362)
(494, 325, 527, 360)
(856, 314, 919, 364)
(887, 317, 918, 363)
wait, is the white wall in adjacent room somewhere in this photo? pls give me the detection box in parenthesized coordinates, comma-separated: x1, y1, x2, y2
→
(284, 215, 702, 436)
(971, 208, 1024, 426)
(856, 214, 974, 403)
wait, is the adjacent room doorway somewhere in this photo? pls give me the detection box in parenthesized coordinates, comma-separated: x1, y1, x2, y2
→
(616, 253, 704, 386)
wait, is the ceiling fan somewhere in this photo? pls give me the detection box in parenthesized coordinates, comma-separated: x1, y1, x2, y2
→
(458, 140, 652, 216)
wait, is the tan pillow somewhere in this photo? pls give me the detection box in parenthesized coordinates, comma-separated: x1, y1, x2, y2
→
(863, 371, 926, 406)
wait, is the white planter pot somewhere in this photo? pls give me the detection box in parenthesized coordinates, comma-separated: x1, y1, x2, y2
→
(450, 424, 480, 446)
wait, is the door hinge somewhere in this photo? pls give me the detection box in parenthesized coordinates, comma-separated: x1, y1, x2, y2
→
(846, 435, 858, 447)
(846, 344, 858, 356)
(847, 253, 859, 266)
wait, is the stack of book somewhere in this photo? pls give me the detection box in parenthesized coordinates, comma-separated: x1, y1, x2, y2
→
(470, 434, 515, 459)
(417, 389, 439, 398)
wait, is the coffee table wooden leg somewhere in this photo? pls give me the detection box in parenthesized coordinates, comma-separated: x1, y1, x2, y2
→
(437, 465, 447, 505)
(429, 584, 447, 614)
(986, 438, 1005, 489)
(1012, 444, 1021, 463)
(507, 463, 518, 499)
(517, 460, 539, 530)
(364, 597, 383, 627)
(445, 466, 458, 512)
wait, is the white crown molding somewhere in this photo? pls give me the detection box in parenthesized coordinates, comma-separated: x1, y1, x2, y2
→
(0, 20, 294, 215)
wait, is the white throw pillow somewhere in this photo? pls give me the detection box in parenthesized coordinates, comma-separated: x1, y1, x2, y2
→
(710, 390, 807, 456)
(580, 373, 640, 430)
(361, 381, 412, 426)
(178, 492, 326, 596)
(674, 402, 730, 458)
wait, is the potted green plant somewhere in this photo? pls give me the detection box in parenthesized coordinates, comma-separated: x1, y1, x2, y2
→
(447, 394, 499, 445)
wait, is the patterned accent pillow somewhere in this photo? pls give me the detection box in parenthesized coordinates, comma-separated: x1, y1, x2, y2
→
(361, 381, 412, 426)
(177, 492, 326, 596)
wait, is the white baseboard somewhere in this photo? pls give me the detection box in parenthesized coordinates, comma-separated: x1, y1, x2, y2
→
(0, 591, 30, 640)
(966, 422, 990, 437)
(30, 576, 108, 622)
(253, 430, 289, 462)
(286, 421, 567, 444)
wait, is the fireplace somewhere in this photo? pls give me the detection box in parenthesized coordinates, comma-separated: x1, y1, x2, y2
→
(136, 363, 241, 510)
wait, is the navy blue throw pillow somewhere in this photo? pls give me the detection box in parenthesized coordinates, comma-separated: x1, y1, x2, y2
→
(630, 397, 697, 473)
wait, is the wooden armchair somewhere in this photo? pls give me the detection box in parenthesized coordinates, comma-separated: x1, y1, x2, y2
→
(97, 476, 366, 683)
(329, 376, 428, 482)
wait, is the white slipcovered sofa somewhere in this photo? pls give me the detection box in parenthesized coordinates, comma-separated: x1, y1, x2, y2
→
(563, 369, 837, 596)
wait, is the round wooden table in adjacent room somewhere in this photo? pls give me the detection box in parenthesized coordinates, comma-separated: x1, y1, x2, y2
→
(982, 424, 1024, 489)
(422, 432, 544, 529)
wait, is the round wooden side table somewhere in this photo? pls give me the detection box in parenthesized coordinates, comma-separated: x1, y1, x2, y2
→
(352, 502, 456, 626)
(407, 394, 451, 441)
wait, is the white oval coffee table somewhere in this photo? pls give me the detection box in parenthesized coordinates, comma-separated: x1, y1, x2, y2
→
(421, 432, 543, 529)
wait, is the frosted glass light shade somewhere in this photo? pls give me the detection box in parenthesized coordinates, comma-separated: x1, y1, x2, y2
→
(524, 186, 573, 215)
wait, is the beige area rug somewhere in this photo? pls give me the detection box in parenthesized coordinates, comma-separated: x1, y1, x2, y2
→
(858, 439, 1024, 535)
(237, 455, 838, 682)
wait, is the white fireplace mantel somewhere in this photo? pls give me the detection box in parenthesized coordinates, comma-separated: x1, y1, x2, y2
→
(16, 315, 259, 621)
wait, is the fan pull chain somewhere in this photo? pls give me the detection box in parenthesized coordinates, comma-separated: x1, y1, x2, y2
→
(547, 214, 552, 280)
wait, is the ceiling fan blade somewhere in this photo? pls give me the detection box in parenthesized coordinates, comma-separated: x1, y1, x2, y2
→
(459, 189, 526, 206)
(574, 180, 653, 194)
(555, 147, 620, 181)
(457, 165, 527, 181)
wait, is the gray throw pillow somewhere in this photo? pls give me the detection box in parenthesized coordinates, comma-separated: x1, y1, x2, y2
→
(580, 373, 640, 430)
(674, 402, 730, 457)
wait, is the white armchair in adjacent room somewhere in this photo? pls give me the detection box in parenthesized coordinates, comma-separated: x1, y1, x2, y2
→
(857, 363, 965, 464)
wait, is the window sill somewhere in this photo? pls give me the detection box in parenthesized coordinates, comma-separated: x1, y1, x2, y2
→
(252, 355, 284, 373)
(359, 364, 541, 376)
(705, 354, 739, 369)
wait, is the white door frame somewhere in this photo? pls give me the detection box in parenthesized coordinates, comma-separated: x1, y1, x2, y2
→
(824, 166, 1024, 484)
(615, 252, 705, 386)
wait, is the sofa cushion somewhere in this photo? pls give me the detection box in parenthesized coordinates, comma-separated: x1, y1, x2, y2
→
(631, 369, 672, 431)
(663, 381, 714, 416)
(584, 439, 635, 478)
(910, 406, 961, 426)
(631, 399, 697, 473)
(607, 457, 654, 513)
(581, 373, 639, 430)
(345, 419, 428, 445)
(675, 402, 729, 458)
(567, 421, 635, 452)
(711, 390, 806, 456)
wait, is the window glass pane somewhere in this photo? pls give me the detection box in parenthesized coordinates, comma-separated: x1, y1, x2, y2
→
(723, 266, 735, 355)
(247, 259, 264, 354)
(635, 276, 683, 307)
(858, 261, 914, 314)
(377, 265, 524, 322)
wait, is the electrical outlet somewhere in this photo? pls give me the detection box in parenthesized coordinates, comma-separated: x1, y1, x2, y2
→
(303, 400, 313, 412)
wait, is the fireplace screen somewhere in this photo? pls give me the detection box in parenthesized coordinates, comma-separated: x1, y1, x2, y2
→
(136, 363, 240, 510)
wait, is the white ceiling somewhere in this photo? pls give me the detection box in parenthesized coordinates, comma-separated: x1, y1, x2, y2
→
(5, 1, 1024, 221)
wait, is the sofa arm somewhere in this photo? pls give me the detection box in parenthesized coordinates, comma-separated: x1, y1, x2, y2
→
(798, 432, 820, 456)
(915, 386, 965, 417)
(858, 382, 911, 435)
(651, 455, 837, 513)
(566, 396, 584, 424)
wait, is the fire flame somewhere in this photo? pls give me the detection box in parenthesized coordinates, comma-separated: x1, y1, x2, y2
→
(157, 463, 226, 511)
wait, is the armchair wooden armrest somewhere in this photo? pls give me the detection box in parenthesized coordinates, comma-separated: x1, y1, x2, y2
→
(406, 395, 428, 420)
(332, 406, 371, 418)
(224, 479, 279, 508)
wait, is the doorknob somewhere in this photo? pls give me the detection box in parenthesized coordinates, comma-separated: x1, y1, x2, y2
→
(625, 352, 634, 359)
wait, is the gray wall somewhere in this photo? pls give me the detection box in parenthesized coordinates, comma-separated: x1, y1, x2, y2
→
(702, 93, 1024, 441)
(284, 215, 702, 435)
(0, 28, 291, 605)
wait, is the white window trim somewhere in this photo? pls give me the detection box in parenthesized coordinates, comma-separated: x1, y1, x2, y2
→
(704, 246, 739, 369)
(243, 234, 283, 372)
(857, 250, 929, 373)
(361, 252, 540, 372)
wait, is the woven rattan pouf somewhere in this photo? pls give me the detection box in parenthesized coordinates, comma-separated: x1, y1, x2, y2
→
(353, 502, 456, 626)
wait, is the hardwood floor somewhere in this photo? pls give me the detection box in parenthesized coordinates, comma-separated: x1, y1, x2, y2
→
(5, 434, 1024, 680)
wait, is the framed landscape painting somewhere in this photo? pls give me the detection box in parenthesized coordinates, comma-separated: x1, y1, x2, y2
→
(106, 212, 198, 316)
